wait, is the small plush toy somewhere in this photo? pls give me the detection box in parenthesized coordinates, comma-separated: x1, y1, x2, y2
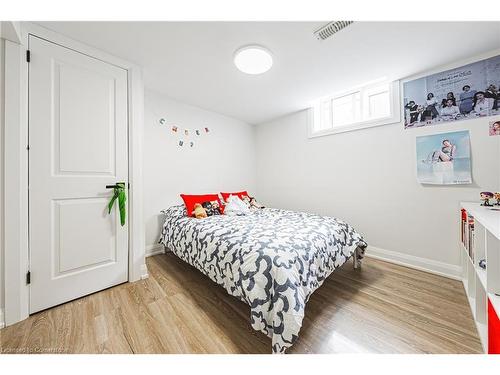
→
(201, 200, 221, 216)
(224, 195, 251, 216)
(192, 203, 207, 219)
(249, 197, 265, 209)
(495, 192, 500, 206)
(241, 195, 251, 208)
(210, 200, 221, 213)
(480, 192, 494, 207)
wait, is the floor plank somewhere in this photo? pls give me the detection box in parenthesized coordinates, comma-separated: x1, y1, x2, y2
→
(0, 254, 483, 354)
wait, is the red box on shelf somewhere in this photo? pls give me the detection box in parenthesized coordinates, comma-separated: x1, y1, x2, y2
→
(488, 299, 500, 354)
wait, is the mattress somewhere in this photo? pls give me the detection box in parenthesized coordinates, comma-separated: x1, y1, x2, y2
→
(159, 205, 366, 353)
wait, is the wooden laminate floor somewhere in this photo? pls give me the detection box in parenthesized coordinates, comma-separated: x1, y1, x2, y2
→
(0, 253, 482, 354)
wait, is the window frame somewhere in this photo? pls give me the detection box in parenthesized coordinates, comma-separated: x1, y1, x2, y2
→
(308, 80, 401, 138)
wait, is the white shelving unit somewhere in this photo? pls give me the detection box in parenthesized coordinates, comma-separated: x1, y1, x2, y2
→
(460, 202, 500, 353)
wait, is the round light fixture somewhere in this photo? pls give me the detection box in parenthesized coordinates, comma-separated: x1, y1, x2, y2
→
(234, 45, 273, 75)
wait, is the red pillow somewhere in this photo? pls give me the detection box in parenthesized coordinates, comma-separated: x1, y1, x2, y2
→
(181, 194, 222, 217)
(220, 191, 250, 203)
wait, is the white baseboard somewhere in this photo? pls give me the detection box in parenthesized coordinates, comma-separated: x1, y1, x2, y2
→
(145, 244, 166, 257)
(365, 246, 462, 280)
(140, 263, 149, 280)
(142, 244, 166, 280)
(0, 308, 5, 329)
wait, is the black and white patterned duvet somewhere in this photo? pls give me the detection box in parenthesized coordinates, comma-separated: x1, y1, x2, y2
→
(160, 205, 366, 353)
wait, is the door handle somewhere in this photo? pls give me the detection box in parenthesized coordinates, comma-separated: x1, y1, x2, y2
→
(107, 182, 127, 227)
(106, 182, 126, 189)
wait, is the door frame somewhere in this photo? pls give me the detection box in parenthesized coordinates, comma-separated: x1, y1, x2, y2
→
(3, 22, 146, 326)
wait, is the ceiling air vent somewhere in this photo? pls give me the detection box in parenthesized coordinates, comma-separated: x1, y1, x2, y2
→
(314, 21, 353, 41)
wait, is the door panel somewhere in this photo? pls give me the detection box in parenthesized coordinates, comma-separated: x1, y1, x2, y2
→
(56, 62, 116, 175)
(29, 35, 129, 313)
(55, 198, 117, 275)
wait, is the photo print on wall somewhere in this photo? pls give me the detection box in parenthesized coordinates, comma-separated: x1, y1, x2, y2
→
(416, 130, 472, 185)
(403, 55, 500, 129)
(490, 119, 500, 136)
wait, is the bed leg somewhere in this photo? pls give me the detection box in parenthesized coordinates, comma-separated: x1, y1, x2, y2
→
(353, 247, 360, 269)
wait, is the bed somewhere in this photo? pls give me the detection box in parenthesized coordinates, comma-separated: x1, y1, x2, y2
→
(159, 205, 367, 353)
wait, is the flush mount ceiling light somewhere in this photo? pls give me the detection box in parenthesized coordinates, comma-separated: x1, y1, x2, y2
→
(234, 45, 273, 75)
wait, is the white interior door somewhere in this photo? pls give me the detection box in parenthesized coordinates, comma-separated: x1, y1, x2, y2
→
(29, 35, 129, 313)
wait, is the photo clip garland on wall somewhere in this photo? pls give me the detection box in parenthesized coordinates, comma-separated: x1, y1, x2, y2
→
(157, 116, 210, 148)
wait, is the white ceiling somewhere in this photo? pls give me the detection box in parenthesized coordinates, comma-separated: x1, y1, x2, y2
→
(38, 21, 500, 124)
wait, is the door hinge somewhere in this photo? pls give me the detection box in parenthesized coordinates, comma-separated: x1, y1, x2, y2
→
(128, 182, 131, 189)
(26, 50, 31, 63)
(27, 145, 30, 151)
(26, 271, 31, 285)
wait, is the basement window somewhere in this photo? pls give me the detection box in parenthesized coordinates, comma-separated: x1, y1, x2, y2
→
(309, 80, 400, 137)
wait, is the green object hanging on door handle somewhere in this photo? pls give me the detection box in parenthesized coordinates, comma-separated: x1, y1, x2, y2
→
(108, 183, 126, 226)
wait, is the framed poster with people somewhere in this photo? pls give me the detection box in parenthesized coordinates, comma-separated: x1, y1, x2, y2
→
(403, 54, 500, 129)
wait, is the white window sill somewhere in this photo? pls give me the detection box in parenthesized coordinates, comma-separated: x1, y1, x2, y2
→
(308, 115, 400, 138)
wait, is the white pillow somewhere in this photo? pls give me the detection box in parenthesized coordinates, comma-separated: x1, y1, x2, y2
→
(224, 195, 251, 216)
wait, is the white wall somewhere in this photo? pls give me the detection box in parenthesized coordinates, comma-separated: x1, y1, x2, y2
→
(143, 89, 257, 251)
(256, 109, 500, 277)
